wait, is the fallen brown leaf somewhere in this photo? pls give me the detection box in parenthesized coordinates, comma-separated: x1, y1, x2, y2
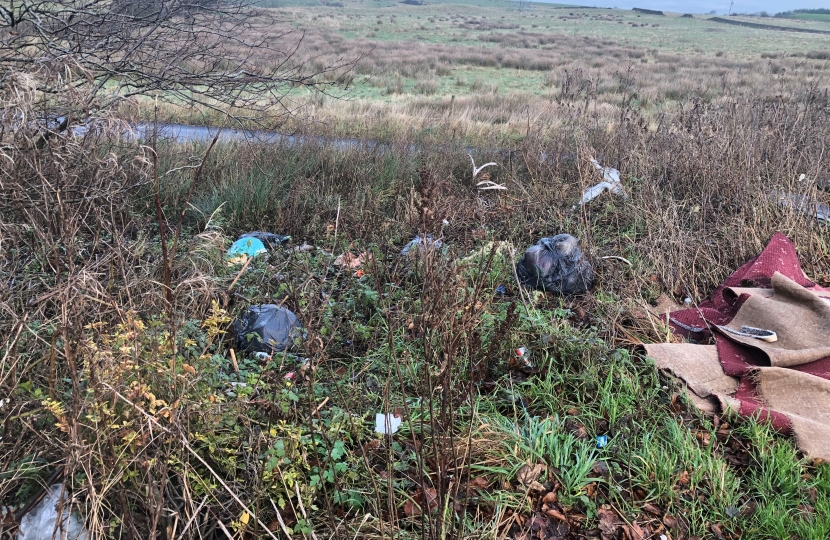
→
(334, 251, 372, 268)
(677, 470, 690, 485)
(568, 513, 587, 524)
(517, 463, 547, 492)
(546, 508, 567, 522)
(807, 486, 818, 504)
(542, 491, 559, 505)
(740, 501, 758, 517)
(798, 503, 815, 518)
(424, 487, 438, 510)
(694, 430, 712, 446)
(524, 512, 569, 540)
(598, 507, 624, 538)
(586, 482, 597, 498)
(642, 503, 661, 516)
(624, 522, 647, 540)
(468, 476, 490, 489)
(403, 487, 438, 517)
(403, 498, 418, 517)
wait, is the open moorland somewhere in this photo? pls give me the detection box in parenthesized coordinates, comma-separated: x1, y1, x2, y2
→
(2, 2, 830, 540)
(151, 2, 830, 145)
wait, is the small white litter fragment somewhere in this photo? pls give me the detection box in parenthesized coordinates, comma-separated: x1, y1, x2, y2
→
(477, 180, 507, 191)
(17, 484, 88, 540)
(225, 382, 248, 396)
(577, 159, 626, 207)
(374, 413, 402, 435)
(468, 154, 497, 179)
(590, 158, 621, 185)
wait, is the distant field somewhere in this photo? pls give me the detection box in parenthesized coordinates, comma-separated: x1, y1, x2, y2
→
(781, 12, 830, 22)
(153, 1, 830, 142)
(255, 1, 830, 55)
(724, 13, 830, 31)
(258, 0, 577, 7)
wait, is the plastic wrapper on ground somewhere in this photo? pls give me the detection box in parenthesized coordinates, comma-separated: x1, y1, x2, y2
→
(17, 484, 87, 540)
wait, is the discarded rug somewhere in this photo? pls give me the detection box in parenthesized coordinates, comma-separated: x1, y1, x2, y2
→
(644, 233, 830, 459)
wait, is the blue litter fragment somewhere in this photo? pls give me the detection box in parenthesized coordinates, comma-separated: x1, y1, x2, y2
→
(228, 237, 267, 258)
(495, 285, 507, 296)
(596, 435, 608, 449)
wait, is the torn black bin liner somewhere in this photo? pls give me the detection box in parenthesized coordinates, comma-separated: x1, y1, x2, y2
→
(516, 234, 594, 295)
(238, 231, 290, 249)
(234, 304, 302, 354)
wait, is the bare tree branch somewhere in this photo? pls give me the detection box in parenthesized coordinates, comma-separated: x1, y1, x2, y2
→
(0, 0, 358, 129)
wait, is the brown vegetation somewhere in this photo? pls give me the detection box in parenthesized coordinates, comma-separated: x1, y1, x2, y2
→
(2, 3, 830, 540)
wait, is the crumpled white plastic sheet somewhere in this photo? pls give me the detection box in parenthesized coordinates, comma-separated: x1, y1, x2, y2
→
(374, 413, 402, 435)
(578, 159, 626, 206)
(17, 484, 87, 540)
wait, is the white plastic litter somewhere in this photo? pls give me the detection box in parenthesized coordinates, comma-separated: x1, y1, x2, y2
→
(374, 413, 402, 435)
(468, 154, 506, 190)
(17, 484, 88, 540)
(468, 154, 497, 179)
(773, 191, 829, 224)
(577, 159, 626, 207)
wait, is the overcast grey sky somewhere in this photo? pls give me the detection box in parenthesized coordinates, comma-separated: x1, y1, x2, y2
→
(548, 0, 829, 14)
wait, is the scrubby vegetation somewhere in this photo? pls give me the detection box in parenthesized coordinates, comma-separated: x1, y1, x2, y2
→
(2, 2, 830, 540)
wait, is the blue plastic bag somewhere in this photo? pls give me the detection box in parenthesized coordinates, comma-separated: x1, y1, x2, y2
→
(228, 237, 267, 259)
